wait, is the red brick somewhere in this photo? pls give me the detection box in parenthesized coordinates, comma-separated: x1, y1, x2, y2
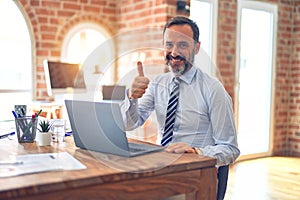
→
(42, 1, 60, 8)
(83, 5, 100, 13)
(63, 2, 81, 10)
(57, 10, 76, 17)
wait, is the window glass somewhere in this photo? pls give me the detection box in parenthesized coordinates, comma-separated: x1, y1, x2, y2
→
(0, 0, 31, 90)
(65, 29, 106, 64)
(236, 0, 277, 157)
(190, 0, 217, 76)
(61, 25, 114, 102)
(0, 0, 32, 120)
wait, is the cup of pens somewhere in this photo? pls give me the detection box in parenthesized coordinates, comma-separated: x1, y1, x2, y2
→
(15, 116, 38, 143)
(13, 110, 41, 143)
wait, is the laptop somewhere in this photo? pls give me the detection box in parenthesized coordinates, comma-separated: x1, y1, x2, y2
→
(65, 100, 163, 157)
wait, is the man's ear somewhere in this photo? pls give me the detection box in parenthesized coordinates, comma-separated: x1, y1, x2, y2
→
(195, 41, 201, 54)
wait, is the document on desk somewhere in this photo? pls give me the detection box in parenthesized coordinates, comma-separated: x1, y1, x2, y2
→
(0, 152, 86, 178)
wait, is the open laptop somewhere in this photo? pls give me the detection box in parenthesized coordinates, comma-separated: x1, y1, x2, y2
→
(65, 100, 163, 157)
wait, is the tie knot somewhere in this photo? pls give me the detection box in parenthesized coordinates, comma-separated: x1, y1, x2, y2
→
(171, 77, 180, 93)
(173, 77, 180, 85)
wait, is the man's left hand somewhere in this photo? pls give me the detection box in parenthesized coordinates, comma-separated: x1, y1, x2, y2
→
(165, 142, 196, 154)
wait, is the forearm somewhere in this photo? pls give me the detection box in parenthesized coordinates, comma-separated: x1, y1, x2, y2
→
(120, 95, 140, 131)
(195, 144, 240, 166)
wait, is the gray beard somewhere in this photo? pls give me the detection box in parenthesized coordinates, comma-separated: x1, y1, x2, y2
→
(165, 52, 195, 77)
(168, 62, 187, 77)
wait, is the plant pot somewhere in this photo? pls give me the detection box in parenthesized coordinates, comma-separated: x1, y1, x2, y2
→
(37, 132, 52, 146)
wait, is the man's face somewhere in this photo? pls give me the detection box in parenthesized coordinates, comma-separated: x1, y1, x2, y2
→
(163, 24, 200, 76)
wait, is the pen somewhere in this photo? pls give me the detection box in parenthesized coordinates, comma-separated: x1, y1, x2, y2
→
(21, 109, 42, 140)
(18, 113, 28, 126)
(35, 109, 42, 118)
(21, 108, 26, 116)
(0, 160, 23, 165)
(12, 111, 27, 134)
(12, 111, 18, 118)
(65, 131, 72, 136)
(0, 132, 15, 139)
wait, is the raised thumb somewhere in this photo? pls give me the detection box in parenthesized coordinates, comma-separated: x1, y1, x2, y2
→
(137, 61, 144, 77)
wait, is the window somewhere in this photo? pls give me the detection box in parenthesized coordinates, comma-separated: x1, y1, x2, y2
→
(61, 24, 108, 64)
(235, 0, 277, 158)
(61, 23, 114, 101)
(0, 0, 32, 120)
(190, 0, 218, 76)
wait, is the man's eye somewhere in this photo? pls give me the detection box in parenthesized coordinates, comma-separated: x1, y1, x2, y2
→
(165, 43, 173, 48)
(179, 43, 188, 49)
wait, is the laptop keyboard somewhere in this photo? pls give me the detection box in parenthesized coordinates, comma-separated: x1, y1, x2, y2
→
(129, 147, 146, 152)
(128, 142, 162, 153)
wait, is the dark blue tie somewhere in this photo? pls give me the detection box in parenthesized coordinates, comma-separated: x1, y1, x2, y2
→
(161, 78, 180, 146)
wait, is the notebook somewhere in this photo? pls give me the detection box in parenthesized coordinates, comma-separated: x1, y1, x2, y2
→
(65, 100, 163, 157)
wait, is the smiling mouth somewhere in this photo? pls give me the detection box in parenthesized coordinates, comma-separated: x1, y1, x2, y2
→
(166, 54, 185, 62)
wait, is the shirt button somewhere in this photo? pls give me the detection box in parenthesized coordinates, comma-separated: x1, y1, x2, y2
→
(173, 128, 178, 131)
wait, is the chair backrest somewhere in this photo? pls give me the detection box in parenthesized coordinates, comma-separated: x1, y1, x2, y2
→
(217, 165, 229, 200)
(102, 85, 125, 100)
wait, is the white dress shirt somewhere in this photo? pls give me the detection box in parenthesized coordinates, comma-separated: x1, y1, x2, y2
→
(121, 66, 240, 166)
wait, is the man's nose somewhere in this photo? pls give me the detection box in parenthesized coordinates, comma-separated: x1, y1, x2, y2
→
(170, 46, 180, 57)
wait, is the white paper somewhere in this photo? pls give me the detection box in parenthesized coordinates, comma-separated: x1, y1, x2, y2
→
(0, 152, 86, 178)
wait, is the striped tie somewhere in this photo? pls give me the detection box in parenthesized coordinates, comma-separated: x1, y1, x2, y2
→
(161, 78, 180, 146)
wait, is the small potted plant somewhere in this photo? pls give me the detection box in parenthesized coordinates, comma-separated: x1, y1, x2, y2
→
(36, 119, 53, 146)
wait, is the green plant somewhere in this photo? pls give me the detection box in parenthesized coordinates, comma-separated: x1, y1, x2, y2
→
(38, 120, 52, 132)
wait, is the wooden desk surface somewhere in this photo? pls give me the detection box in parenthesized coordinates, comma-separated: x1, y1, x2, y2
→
(0, 136, 217, 200)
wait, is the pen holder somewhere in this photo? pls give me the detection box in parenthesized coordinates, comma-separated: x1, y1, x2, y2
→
(15, 117, 38, 143)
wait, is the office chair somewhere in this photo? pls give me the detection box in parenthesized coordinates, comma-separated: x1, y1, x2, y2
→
(102, 85, 126, 100)
(217, 165, 229, 200)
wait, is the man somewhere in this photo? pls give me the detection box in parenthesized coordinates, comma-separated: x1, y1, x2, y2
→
(121, 15, 239, 176)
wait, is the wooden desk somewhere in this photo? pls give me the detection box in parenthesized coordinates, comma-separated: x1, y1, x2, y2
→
(0, 137, 217, 200)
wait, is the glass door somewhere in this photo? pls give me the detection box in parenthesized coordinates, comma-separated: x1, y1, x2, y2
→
(235, 0, 277, 157)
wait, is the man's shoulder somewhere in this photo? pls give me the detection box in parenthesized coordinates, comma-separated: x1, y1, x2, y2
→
(152, 72, 171, 82)
(195, 67, 221, 84)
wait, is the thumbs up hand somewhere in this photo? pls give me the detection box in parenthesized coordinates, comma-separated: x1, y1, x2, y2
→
(137, 61, 145, 77)
(129, 61, 150, 99)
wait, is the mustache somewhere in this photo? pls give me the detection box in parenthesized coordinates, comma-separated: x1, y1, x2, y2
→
(165, 54, 186, 61)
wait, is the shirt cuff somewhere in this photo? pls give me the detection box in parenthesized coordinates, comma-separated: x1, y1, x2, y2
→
(125, 89, 138, 107)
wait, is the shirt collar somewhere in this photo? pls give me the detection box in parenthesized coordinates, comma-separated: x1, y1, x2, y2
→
(169, 66, 197, 84)
(169, 66, 196, 85)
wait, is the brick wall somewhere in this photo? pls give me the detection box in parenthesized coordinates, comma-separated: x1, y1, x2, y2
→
(217, 0, 237, 99)
(289, 1, 300, 156)
(18, 0, 117, 100)
(16, 0, 300, 156)
(273, 0, 293, 156)
(216, 0, 299, 156)
(270, 0, 300, 156)
(115, 0, 188, 82)
(115, 0, 168, 81)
